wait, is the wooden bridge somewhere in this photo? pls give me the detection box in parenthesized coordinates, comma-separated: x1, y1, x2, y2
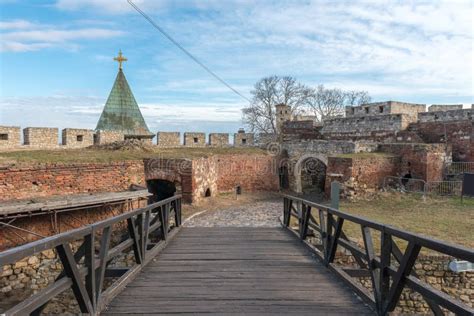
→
(0, 195, 473, 315)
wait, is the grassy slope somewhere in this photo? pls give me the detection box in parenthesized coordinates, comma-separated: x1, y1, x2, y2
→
(0, 147, 267, 165)
(340, 192, 474, 249)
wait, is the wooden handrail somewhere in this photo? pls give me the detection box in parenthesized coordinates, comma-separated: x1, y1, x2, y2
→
(0, 195, 182, 316)
(281, 193, 474, 316)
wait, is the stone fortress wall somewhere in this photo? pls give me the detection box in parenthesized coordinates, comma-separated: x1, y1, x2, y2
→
(0, 127, 270, 150)
(1, 101, 472, 152)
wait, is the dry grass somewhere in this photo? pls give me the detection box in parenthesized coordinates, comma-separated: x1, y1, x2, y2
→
(0, 147, 267, 165)
(339, 192, 474, 249)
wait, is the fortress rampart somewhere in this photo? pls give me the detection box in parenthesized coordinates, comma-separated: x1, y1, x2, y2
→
(0, 127, 269, 150)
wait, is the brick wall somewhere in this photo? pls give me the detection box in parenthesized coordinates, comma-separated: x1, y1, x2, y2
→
(0, 126, 21, 149)
(409, 121, 473, 161)
(0, 161, 145, 201)
(156, 132, 181, 147)
(217, 154, 279, 193)
(325, 154, 400, 198)
(208, 133, 229, 147)
(144, 158, 193, 202)
(95, 130, 124, 145)
(145, 155, 279, 203)
(378, 143, 448, 182)
(183, 132, 206, 147)
(61, 128, 94, 148)
(282, 121, 322, 141)
(23, 127, 58, 148)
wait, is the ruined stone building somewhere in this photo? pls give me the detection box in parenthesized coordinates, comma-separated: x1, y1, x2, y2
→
(278, 101, 473, 199)
(95, 51, 154, 143)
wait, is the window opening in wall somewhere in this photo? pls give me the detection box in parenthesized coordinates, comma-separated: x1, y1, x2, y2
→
(379, 106, 384, 113)
(365, 107, 369, 114)
(193, 137, 198, 143)
(242, 138, 247, 144)
(205, 188, 211, 197)
(0, 134, 8, 140)
(351, 108, 355, 114)
(76, 135, 83, 142)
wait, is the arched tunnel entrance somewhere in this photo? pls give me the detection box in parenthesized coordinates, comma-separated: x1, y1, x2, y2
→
(296, 155, 327, 201)
(146, 179, 181, 203)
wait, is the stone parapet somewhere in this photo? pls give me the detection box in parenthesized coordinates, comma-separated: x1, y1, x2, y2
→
(428, 104, 463, 112)
(418, 108, 472, 123)
(156, 132, 181, 147)
(23, 127, 58, 148)
(183, 132, 206, 147)
(209, 133, 229, 147)
(234, 132, 254, 146)
(345, 101, 426, 119)
(94, 130, 124, 145)
(322, 114, 413, 140)
(62, 128, 94, 148)
(0, 126, 21, 150)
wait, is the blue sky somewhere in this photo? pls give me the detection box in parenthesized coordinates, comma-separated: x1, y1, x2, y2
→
(1, 0, 473, 135)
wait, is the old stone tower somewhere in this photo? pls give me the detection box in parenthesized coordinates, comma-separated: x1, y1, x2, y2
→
(95, 51, 154, 142)
(275, 103, 292, 133)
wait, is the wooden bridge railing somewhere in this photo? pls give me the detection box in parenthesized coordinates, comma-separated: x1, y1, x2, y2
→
(281, 194, 474, 316)
(0, 195, 182, 316)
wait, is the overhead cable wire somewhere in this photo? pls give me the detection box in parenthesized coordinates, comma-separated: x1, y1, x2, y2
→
(127, 0, 251, 103)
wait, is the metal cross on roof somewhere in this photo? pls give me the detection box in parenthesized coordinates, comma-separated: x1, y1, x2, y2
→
(113, 50, 127, 69)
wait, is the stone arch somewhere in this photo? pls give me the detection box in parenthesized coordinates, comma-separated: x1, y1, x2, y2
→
(294, 153, 328, 194)
(145, 170, 182, 202)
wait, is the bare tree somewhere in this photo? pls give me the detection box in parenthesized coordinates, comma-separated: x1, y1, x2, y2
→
(242, 76, 311, 134)
(344, 90, 372, 107)
(305, 85, 371, 121)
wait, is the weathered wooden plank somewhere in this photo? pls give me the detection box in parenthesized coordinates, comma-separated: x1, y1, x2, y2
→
(104, 227, 373, 315)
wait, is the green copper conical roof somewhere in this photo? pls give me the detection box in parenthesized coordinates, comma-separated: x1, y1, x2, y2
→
(96, 68, 153, 137)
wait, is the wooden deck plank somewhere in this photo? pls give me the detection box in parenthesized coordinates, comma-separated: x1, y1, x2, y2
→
(103, 227, 374, 315)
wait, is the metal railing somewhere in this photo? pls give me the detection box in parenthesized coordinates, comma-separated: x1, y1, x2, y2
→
(445, 162, 474, 175)
(384, 176, 463, 197)
(383, 176, 425, 194)
(281, 193, 474, 316)
(425, 181, 463, 196)
(0, 195, 182, 316)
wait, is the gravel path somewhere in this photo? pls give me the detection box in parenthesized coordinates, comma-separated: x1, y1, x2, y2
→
(183, 199, 282, 227)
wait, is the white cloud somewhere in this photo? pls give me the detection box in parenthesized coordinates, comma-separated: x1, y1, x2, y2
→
(0, 19, 36, 30)
(54, 0, 169, 14)
(146, 0, 473, 99)
(0, 20, 125, 52)
(0, 96, 243, 134)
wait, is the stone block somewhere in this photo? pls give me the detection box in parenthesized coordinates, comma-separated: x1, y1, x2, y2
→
(156, 132, 181, 147)
(209, 133, 229, 147)
(428, 104, 463, 112)
(94, 130, 124, 145)
(183, 132, 206, 147)
(0, 126, 21, 149)
(62, 128, 94, 148)
(234, 132, 254, 147)
(23, 127, 58, 148)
